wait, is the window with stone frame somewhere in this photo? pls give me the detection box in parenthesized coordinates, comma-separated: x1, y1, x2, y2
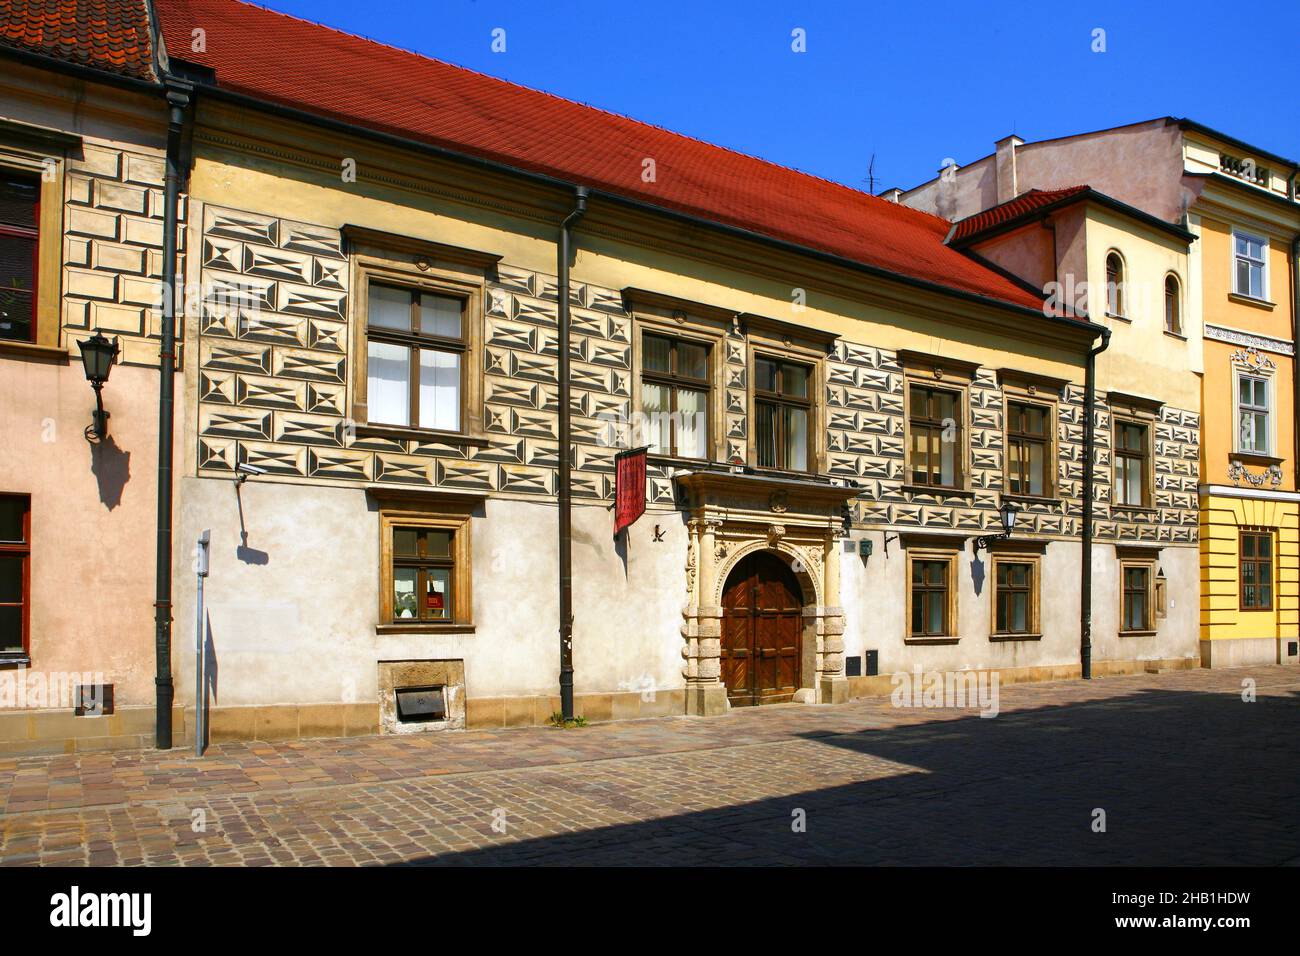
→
(905, 546, 960, 642)
(377, 499, 476, 634)
(641, 332, 710, 459)
(754, 355, 813, 472)
(0, 172, 38, 344)
(991, 555, 1040, 638)
(1239, 529, 1274, 611)
(1120, 560, 1154, 633)
(1005, 400, 1052, 497)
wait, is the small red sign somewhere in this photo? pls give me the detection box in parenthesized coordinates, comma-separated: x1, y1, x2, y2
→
(614, 446, 648, 536)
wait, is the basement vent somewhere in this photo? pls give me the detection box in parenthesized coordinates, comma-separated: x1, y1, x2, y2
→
(865, 650, 880, 677)
(74, 684, 114, 717)
(1288, 642, 1298, 658)
(395, 685, 446, 723)
(844, 655, 862, 677)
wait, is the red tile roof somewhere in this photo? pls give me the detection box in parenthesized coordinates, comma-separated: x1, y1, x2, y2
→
(0, 0, 155, 80)
(949, 186, 1090, 244)
(148, 0, 1050, 313)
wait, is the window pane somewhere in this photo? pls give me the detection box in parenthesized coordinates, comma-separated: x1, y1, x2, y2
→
(418, 348, 460, 431)
(756, 400, 777, 468)
(1258, 535, 1271, 558)
(1124, 460, 1142, 505)
(369, 284, 411, 331)
(393, 528, 419, 556)
(418, 293, 462, 339)
(911, 594, 923, 633)
(926, 592, 944, 635)
(1011, 593, 1027, 632)
(425, 567, 451, 619)
(0, 498, 25, 543)
(1241, 534, 1255, 558)
(1260, 584, 1272, 607)
(781, 363, 809, 399)
(755, 358, 777, 393)
(677, 387, 708, 459)
(643, 335, 671, 373)
(0, 236, 36, 342)
(939, 427, 956, 486)
(423, 530, 451, 557)
(0, 555, 23, 602)
(783, 406, 808, 470)
(677, 341, 708, 380)
(0, 606, 21, 654)
(1027, 442, 1044, 496)
(393, 567, 419, 619)
(0, 175, 38, 228)
(642, 382, 672, 454)
(1242, 562, 1256, 585)
(368, 340, 410, 426)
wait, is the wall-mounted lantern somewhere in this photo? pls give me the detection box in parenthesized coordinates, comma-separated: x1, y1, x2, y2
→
(973, 500, 1021, 553)
(77, 331, 120, 442)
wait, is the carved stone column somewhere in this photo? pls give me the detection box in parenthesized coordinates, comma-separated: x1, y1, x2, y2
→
(684, 518, 729, 716)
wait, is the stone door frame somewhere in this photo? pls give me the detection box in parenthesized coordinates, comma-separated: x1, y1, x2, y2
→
(675, 470, 859, 716)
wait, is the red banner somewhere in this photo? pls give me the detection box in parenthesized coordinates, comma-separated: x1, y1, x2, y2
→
(614, 446, 648, 536)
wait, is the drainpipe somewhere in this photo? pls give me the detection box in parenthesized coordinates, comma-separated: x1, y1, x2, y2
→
(1080, 326, 1112, 680)
(557, 186, 588, 722)
(154, 77, 193, 749)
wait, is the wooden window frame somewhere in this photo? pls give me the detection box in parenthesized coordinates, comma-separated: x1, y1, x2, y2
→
(1234, 370, 1272, 456)
(989, 553, 1042, 640)
(744, 326, 828, 476)
(1238, 528, 1274, 612)
(1109, 397, 1158, 510)
(0, 125, 73, 358)
(753, 353, 815, 473)
(378, 506, 474, 634)
(1004, 397, 1056, 500)
(1231, 228, 1268, 301)
(1118, 557, 1156, 635)
(346, 235, 491, 446)
(0, 492, 31, 665)
(1105, 250, 1126, 319)
(900, 352, 977, 496)
(633, 321, 721, 462)
(1163, 274, 1183, 336)
(905, 546, 960, 645)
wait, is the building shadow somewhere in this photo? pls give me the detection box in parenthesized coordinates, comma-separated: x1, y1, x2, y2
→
(387, 685, 1300, 866)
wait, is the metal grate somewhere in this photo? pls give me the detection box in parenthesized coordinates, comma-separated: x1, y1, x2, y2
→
(395, 685, 446, 723)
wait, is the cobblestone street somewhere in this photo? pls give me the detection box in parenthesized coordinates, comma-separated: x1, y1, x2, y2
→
(1, 666, 1297, 866)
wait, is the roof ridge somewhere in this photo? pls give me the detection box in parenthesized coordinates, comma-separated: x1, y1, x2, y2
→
(222, 0, 947, 231)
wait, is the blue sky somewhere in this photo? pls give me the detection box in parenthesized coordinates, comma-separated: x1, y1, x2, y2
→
(252, 0, 1300, 193)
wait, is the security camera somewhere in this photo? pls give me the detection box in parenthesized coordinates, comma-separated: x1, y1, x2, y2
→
(235, 461, 268, 485)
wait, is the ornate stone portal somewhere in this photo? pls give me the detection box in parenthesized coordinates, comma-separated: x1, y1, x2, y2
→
(675, 470, 861, 715)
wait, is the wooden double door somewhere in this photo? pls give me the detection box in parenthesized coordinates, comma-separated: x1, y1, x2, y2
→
(721, 551, 803, 706)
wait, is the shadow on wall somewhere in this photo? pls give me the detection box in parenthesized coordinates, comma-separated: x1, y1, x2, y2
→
(89, 435, 130, 510)
(234, 483, 269, 565)
(385, 685, 1300, 866)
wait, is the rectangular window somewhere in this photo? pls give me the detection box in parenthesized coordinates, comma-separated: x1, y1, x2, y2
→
(366, 283, 466, 432)
(909, 384, 962, 488)
(641, 333, 710, 459)
(1006, 400, 1050, 497)
(754, 356, 812, 471)
(378, 508, 474, 631)
(1113, 420, 1149, 507)
(910, 557, 951, 638)
(0, 494, 31, 659)
(1237, 374, 1270, 454)
(1240, 530, 1273, 611)
(1233, 231, 1267, 300)
(993, 560, 1036, 635)
(0, 172, 39, 343)
(1121, 564, 1152, 633)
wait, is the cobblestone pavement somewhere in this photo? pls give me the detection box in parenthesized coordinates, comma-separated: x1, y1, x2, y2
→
(1, 666, 1297, 866)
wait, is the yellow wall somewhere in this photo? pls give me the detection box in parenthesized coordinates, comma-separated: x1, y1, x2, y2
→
(1200, 495, 1299, 641)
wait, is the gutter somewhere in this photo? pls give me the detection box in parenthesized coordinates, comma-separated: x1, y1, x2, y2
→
(557, 186, 588, 723)
(153, 74, 193, 749)
(1080, 326, 1112, 680)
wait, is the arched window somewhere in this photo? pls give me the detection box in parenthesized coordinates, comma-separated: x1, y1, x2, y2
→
(1105, 252, 1125, 318)
(1164, 274, 1182, 334)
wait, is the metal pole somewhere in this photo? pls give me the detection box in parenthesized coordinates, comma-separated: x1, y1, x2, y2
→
(557, 186, 588, 722)
(154, 79, 192, 749)
(1081, 327, 1111, 680)
(194, 530, 209, 757)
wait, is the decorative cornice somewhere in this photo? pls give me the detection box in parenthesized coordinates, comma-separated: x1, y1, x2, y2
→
(1205, 323, 1295, 357)
(1227, 461, 1283, 489)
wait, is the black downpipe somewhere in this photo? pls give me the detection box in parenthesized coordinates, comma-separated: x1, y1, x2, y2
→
(154, 79, 192, 749)
(557, 186, 589, 721)
(1080, 326, 1112, 680)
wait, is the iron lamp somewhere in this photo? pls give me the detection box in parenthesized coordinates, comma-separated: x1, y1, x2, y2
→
(77, 331, 119, 441)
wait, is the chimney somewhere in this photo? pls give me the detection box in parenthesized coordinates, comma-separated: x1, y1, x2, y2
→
(995, 135, 1024, 204)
